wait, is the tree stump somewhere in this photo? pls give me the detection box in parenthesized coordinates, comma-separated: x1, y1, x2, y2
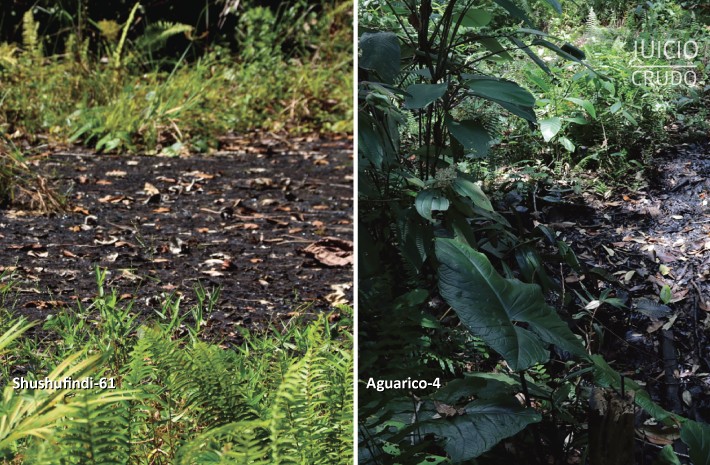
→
(588, 387, 635, 465)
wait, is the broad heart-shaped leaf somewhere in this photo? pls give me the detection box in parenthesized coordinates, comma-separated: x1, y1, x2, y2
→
(359, 32, 400, 84)
(404, 83, 448, 109)
(464, 76, 537, 122)
(445, 118, 491, 158)
(680, 420, 710, 465)
(540, 117, 562, 142)
(416, 398, 540, 461)
(435, 239, 585, 371)
(415, 189, 450, 222)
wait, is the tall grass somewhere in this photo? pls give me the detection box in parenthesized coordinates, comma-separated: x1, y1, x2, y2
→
(0, 1, 352, 154)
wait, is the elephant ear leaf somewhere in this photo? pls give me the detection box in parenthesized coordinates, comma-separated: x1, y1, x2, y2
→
(416, 398, 541, 461)
(435, 238, 586, 371)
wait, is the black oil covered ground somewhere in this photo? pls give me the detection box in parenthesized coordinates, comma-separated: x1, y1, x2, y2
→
(0, 135, 353, 345)
(524, 140, 710, 433)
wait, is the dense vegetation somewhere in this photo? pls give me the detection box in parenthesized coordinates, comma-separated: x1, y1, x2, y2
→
(358, 1, 708, 463)
(0, 1, 354, 463)
(0, 0, 352, 206)
(0, 270, 353, 464)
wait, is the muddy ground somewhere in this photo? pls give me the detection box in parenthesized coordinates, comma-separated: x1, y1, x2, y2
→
(531, 141, 710, 440)
(0, 135, 353, 345)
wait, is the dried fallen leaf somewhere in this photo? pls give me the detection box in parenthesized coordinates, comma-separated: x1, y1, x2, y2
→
(303, 237, 353, 267)
(202, 270, 224, 277)
(325, 283, 351, 306)
(28, 250, 48, 258)
(98, 195, 125, 203)
(106, 170, 127, 177)
(61, 249, 78, 258)
(143, 183, 160, 195)
(433, 401, 466, 418)
(184, 171, 215, 180)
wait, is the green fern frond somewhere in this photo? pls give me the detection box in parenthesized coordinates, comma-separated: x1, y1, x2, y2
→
(134, 21, 194, 56)
(584, 7, 601, 40)
(56, 392, 131, 464)
(186, 342, 258, 424)
(21, 10, 42, 59)
(147, 21, 194, 43)
(176, 420, 271, 465)
(269, 343, 353, 465)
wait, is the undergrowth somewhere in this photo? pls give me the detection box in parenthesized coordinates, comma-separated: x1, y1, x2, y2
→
(0, 271, 353, 464)
(0, 139, 66, 211)
(0, 2, 353, 154)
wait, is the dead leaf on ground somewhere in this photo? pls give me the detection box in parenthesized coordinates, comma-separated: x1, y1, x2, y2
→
(143, 183, 160, 195)
(61, 249, 79, 258)
(325, 283, 351, 306)
(105, 170, 127, 177)
(303, 237, 353, 267)
(98, 195, 126, 204)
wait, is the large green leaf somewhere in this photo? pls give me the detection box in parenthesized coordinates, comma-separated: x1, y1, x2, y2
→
(416, 398, 540, 461)
(681, 420, 710, 465)
(566, 97, 597, 120)
(540, 117, 562, 142)
(457, 8, 493, 28)
(655, 445, 681, 465)
(464, 76, 537, 122)
(451, 173, 493, 211)
(479, 37, 513, 61)
(415, 189, 450, 222)
(435, 239, 585, 371)
(445, 119, 491, 158)
(359, 32, 400, 84)
(404, 83, 448, 109)
(358, 113, 385, 169)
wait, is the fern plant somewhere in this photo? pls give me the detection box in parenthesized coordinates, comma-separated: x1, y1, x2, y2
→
(2, 292, 352, 465)
(175, 321, 354, 465)
(584, 7, 602, 41)
(21, 10, 42, 60)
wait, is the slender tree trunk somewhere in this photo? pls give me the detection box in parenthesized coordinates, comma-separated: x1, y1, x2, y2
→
(588, 387, 635, 465)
